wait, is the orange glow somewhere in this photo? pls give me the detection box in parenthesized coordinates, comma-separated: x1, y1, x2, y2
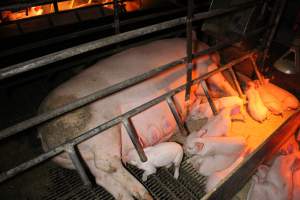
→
(1, 0, 141, 23)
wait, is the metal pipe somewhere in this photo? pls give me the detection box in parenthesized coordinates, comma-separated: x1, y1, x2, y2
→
(0, 53, 255, 183)
(0, 8, 187, 59)
(261, 0, 287, 70)
(0, 27, 264, 141)
(228, 68, 243, 98)
(0, 0, 258, 80)
(65, 144, 92, 187)
(200, 80, 218, 115)
(122, 119, 147, 162)
(185, 0, 194, 101)
(166, 97, 188, 136)
(53, 0, 59, 13)
(250, 56, 264, 84)
(113, 0, 120, 34)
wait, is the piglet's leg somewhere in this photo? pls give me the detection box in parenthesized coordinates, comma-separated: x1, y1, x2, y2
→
(173, 149, 183, 179)
(142, 166, 156, 182)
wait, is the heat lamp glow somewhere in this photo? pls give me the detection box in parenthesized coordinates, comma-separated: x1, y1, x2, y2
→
(0, 0, 141, 23)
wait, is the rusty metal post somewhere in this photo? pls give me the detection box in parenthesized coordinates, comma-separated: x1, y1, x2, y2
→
(113, 0, 120, 34)
(185, 0, 194, 102)
(122, 118, 147, 162)
(200, 80, 218, 115)
(65, 144, 92, 187)
(228, 68, 244, 97)
(166, 97, 189, 136)
(250, 55, 264, 84)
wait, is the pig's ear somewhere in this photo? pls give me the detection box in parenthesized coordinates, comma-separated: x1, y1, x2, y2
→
(230, 106, 241, 115)
(194, 142, 204, 151)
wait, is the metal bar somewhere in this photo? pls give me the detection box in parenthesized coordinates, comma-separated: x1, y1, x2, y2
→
(113, 0, 120, 34)
(122, 119, 147, 162)
(0, 0, 68, 11)
(185, 0, 194, 101)
(204, 110, 300, 200)
(200, 80, 218, 115)
(0, 27, 263, 141)
(0, 29, 186, 89)
(166, 97, 188, 136)
(228, 68, 243, 98)
(250, 56, 264, 84)
(53, 0, 59, 13)
(261, 0, 287, 70)
(0, 0, 258, 80)
(65, 144, 92, 187)
(0, 8, 186, 59)
(0, 53, 255, 183)
(0, 145, 65, 183)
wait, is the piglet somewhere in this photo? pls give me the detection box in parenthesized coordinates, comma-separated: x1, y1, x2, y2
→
(184, 135, 246, 157)
(293, 168, 300, 200)
(187, 153, 241, 176)
(245, 81, 268, 122)
(254, 80, 284, 116)
(206, 149, 248, 192)
(126, 142, 183, 181)
(189, 96, 244, 120)
(261, 78, 299, 110)
(200, 106, 242, 137)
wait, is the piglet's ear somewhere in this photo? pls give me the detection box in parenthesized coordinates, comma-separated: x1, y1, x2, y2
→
(230, 106, 241, 115)
(195, 142, 204, 151)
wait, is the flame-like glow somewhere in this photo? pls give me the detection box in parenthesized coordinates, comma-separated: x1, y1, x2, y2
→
(1, 0, 141, 23)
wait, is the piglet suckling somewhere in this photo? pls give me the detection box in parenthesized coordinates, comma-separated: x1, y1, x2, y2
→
(189, 96, 244, 120)
(245, 81, 268, 122)
(205, 149, 248, 192)
(198, 106, 242, 137)
(184, 135, 246, 157)
(261, 78, 299, 110)
(187, 153, 242, 176)
(126, 142, 183, 181)
(254, 80, 284, 116)
(248, 153, 300, 200)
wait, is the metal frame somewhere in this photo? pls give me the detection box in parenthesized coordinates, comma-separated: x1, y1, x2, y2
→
(0, 1, 286, 198)
(0, 52, 259, 184)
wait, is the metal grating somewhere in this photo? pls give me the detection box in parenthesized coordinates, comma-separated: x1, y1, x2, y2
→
(126, 155, 207, 200)
(39, 155, 207, 200)
(42, 166, 114, 200)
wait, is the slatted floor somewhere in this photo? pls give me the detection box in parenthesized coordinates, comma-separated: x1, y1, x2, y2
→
(41, 156, 207, 200)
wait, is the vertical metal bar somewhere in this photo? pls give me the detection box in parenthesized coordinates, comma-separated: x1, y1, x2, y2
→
(200, 80, 218, 115)
(65, 144, 92, 187)
(113, 0, 120, 34)
(166, 97, 188, 136)
(228, 68, 243, 97)
(261, 0, 287, 70)
(250, 56, 264, 84)
(53, 0, 59, 13)
(185, 0, 194, 101)
(122, 118, 147, 162)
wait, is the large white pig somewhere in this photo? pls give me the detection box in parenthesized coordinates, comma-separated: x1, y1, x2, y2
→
(38, 38, 238, 200)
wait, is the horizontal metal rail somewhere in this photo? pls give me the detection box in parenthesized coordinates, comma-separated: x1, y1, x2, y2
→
(0, 8, 188, 59)
(0, 52, 254, 183)
(0, 26, 266, 141)
(0, 0, 258, 80)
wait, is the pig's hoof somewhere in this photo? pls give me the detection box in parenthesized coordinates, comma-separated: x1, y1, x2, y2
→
(142, 174, 148, 182)
(134, 191, 153, 200)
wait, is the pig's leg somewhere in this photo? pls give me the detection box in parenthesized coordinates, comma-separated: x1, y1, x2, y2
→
(141, 165, 157, 182)
(85, 127, 152, 200)
(85, 159, 134, 200)
(173, 150, 183, 179)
